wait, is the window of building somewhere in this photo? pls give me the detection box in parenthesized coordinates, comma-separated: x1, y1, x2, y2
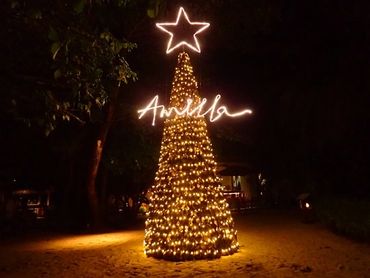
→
(232, 176, 241, 191)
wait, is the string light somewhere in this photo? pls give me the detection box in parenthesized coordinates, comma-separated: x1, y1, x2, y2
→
(156, 7, 210, 54)
(138, 94, 252, 126)
(144, 52, 239, 261)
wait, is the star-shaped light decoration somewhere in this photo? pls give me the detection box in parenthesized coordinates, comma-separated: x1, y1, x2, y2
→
(156, 7, 210, 54)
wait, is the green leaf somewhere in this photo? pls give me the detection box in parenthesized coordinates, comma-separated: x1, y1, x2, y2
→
(37, 119, 45, 126)
(147, 0, 161, 18)
(147, 8, 155, 18)
(48, 26, 59, 42)
(50, 42, 61, 60)
(10, 1, 19, 9)
(30, 9, 42, 19)
(73, 0, 85, 14)
(116, 0, 130, 7)
(54, 69, 62, 79)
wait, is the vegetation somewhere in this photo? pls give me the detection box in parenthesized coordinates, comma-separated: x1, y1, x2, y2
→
(1, 0, 163, 228)
(316, 197, 370, 242)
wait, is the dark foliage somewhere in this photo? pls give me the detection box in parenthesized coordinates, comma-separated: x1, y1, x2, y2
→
(316, 197, 370, 242)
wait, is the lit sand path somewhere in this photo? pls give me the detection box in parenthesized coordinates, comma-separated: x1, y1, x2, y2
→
(1, 210, 370, 277)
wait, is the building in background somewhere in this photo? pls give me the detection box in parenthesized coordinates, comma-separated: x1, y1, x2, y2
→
(218, 162, 262, 211)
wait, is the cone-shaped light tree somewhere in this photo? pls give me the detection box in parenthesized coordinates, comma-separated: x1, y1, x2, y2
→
(144, 52, 239, 260)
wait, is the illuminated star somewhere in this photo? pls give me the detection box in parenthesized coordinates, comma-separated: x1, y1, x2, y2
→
(156, 7, 210, 54)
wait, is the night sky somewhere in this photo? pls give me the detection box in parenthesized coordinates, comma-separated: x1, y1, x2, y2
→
(1, 1, 369, 199)
(130, 1, 370, 197)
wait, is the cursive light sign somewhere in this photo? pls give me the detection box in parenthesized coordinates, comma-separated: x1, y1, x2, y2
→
(138, 94, 252, 126)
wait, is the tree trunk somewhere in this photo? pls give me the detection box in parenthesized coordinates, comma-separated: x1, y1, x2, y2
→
(63, 155, 75, 227)
(100, 163, 109, 224)
(86, 87, 119, 229)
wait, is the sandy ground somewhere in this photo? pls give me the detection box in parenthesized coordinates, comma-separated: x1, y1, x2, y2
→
(0, 210, 370, 278)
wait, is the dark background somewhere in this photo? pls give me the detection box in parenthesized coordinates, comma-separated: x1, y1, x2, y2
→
(133, 0, 370, 199)
(1, 0, 369, 214)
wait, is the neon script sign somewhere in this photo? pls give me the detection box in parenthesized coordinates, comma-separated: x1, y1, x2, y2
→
(138, 94, 252, 126)
(156, 7, 210, 54)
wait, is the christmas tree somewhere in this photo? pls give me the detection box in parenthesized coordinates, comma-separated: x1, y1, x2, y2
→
(144, 52, 239, 260)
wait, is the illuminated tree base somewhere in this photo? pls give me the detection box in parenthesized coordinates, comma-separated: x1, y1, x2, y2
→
(144, 188, 240, 261)
(144, 246, 239, 261)
(144, 230, 239, 261)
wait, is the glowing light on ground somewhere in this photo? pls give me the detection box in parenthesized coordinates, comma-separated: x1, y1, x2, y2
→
(138, 94, 252, 126)
(21, 231, 141, 251)
(156, 7, 210, 54)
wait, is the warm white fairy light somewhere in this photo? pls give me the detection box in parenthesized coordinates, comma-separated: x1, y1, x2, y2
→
(138, 94, 252, 126)
(144, 52, 239, 261)
(156, 7, 210, 54)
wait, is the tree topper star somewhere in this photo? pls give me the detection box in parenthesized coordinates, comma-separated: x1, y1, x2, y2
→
(156, 7, 210, 54)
